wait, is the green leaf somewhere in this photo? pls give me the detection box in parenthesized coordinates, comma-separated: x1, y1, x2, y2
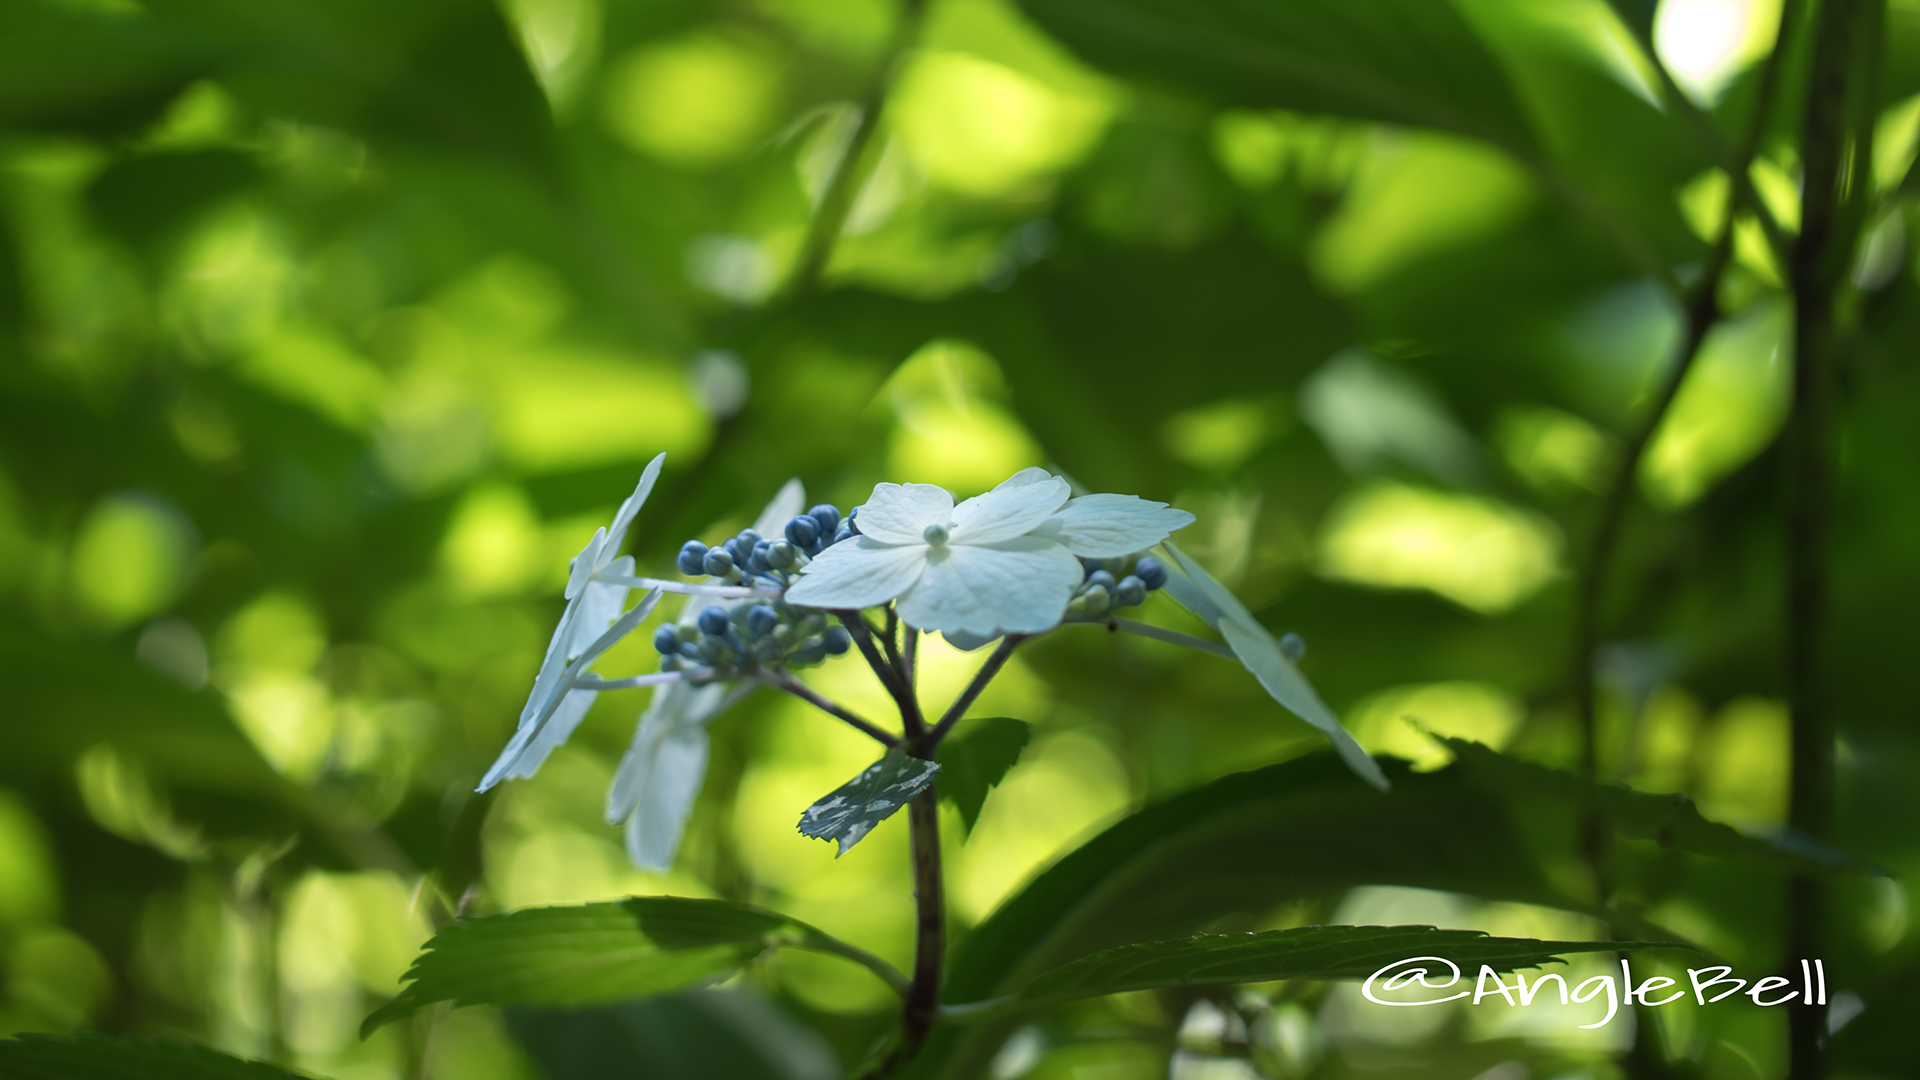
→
(898, 746, 1881, 1078)
(935, 717, 1030, 836)
(797, 747, 940, 855)
(0, 1034, 317, 1079)
(1161, 542, 1387, 790)
(363, 896, 901, 1036)
(1438, 737, 1892, 877)
(1004, 924, 1681, 1011)
(1012, 0, 1539, 152)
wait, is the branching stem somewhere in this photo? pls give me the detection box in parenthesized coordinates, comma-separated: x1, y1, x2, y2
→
(921, 635, 1025, 749)
(756, 670, 898, 747)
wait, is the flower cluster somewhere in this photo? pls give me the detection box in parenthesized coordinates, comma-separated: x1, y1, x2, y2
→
(477, 454, 1384, 874)
(785, 467, 1195, 640)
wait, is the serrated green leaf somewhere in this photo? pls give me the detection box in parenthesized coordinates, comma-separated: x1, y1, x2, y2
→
(1006, 924, 1681, 1010)
(1439, 737, 1890, 877)
(899, 745, 1881, 1079)
(363, 896, 900, 1036)
(0, 1034, 318, 1080)
(935, 718, 1030, 837)
(797, 747, 940, 855)
(1013, 0, 1540, 152)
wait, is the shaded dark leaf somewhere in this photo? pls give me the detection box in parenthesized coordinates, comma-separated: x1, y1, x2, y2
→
(935, 717, 1030, 836)
(0, 1034, 318, 1080)
(1009, 924, 1683, 1009)
(1013, 0, 1539, 151)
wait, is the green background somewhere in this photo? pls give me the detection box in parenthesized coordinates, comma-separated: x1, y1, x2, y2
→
(0, 0, 1914, 1077)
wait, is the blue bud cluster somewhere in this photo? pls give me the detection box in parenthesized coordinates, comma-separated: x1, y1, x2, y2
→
(662, 503, 861, 679)
(1067, 554, 1168, 617)
(653, 599, 852, 678)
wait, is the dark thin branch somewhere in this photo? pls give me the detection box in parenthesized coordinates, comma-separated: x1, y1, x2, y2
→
(902, 625, 918, 689)
(1626, 21, 1795, 268)
(1572, 0, 1802, 783)
(756, 670, 898, 747)
(921, 635, 1024, 749)
(899, 788, 945, 1058)
(839, 611, 925, 733)
(1785, 0, 1874, 1074)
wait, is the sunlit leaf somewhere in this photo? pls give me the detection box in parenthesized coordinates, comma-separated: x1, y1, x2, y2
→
(935, 717, 1031, 836)
(362, 896, 897, 1035)
(797, 747, 940, 856)
(0, 1034, 316, 1080)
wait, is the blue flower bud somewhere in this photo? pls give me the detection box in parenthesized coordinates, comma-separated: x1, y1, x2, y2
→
(809, 504, 841, 537)
(736, 528, 762, 550)
(703, 548, 735, 576)
(679, 641, 701, 659)
(784, 515, 820, 548)
(1086, 569, 1117, 592)
(677, 540, 709, 576)
(747, 605, 780, 636)
(1116, 575, 1147, 608)
(1278, 632, 1306, 661)
(845, 506, 861, 534)
(1099, 556, 1128, 576)
(1133, 556, 1167, 590)
(822, 626, 851, 655)
(653, 625, 682, 654)
(832, 524, 855, 546)
(660, 654, 682, 672)
(790, 641, 828, 667)
(766, 540, 796, 569)
(749, 540, 774, 573)
(697, 606, 731, 636)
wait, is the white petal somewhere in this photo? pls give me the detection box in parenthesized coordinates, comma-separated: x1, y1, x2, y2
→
(941, 629, 1002, 652)
(501, 687, 599, 782)
(854, 483, 954, 545)
(785, 538, 928, 610)
(565, 556, 633, 660)
(1036, 494, 1196, 558)
(895, 535, 1080, 636)
(478, 588, 665, 791)
(950, 472, 1071, 544)
(752, 478, 807, 538)
(564, 528, 606, 600)
(622, 723, 708, 870)
(603, 453, 667, 562)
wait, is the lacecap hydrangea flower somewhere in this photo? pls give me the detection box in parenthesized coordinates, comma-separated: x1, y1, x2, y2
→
(784, 467, 1195, 638)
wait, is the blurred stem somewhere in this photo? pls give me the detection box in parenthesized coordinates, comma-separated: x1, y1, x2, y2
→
(785, 0, 930, 295)
(757, 670, 899, 746)
(1571, 0, 1799, 787)
(920, 635, 1025, 749)
(1785, 0, 1876, 1074)
(1076, 615, 1238, 658)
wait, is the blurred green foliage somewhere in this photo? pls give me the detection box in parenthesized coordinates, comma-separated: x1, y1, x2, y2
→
(0, 0, 1916, 1077)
